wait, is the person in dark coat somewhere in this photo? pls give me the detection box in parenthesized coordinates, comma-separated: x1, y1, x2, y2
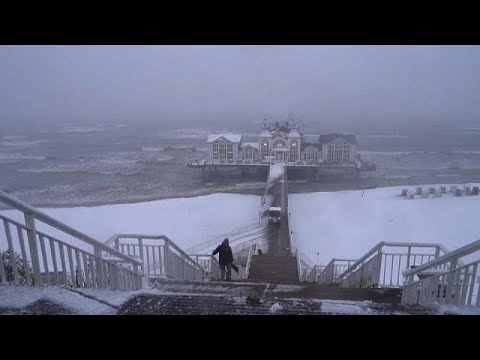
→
(212, 238, 234, 280)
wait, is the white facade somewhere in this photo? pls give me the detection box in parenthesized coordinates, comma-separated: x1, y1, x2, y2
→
(206, 123, 357, 164)
(207, 134, 241, 161)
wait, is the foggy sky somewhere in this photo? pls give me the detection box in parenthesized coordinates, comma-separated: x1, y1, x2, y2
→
(1, 45, 480, 130)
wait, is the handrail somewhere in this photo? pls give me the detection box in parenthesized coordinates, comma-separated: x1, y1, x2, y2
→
(0, 190, 141, 265)
(244, 243, 256, 279)
(184, 222, 265, 255)
(403, 239, 480, 277)
(0, 213, 143, 290)
(402, 258, 480, 306)
(314, 258, 357, 284)
(110, 233, 203, 271)
(338, 241, 447, 280)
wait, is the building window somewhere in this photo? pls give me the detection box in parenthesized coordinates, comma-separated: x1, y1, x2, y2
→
(219, 141, 226, 160)
(343, 144, 350, 162)
(328, 144, 334, 162)
(290, 140, 298, 162)
(213, 142, 219, 160)
(244, 146, 253, 160)
(261, 139, 269, 159)
(307, 150, 316, 162)
(227, 143, 233, 160)
(334, 142, 343, 163)
(274, 140, 286, 147)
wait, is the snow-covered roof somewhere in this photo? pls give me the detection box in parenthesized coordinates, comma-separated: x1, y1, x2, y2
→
(259, 129, 273, 138)
(319, 134, 357, 145)
(240, 142, 259, 150)
(302, 143, 320, 151)
(287, 128, 302, 138)
(269, 206, 281, 212)
(207, 134, 242, 143)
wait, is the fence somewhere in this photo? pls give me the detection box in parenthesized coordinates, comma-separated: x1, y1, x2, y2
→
(337, 242, 449, 288)
(0, 190, 142, 290)
(402, 239, 480, 306)
(106, 234, 205, 281)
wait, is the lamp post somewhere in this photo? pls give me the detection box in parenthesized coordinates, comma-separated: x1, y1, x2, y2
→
(316, 252, 319, 266)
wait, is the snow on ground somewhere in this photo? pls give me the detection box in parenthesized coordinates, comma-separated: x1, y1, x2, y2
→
(268, 163, 286, 182)
(0, 285, 116, 314)
(319, 300, 374, 315)
(289, 184, 480, 265)
(269, 302, 283, 313)
(0, 194, 260, 252)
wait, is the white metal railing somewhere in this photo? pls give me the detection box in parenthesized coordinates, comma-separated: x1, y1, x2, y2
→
(292, 246, 315, 282)
(306, 259, 357, 284)
(402, 260, 480, 306)
(300, 267, 311, 282)
(260, 165, 273, 221)
(0, 191, 143, 290)
(402, 239, 480, 306)
(189, 254, 221, 280)
(184, 221, 265, 255)
(305, 265, 324, 282)
(106, 234, 205, 281)
(337, 242, 449, 288)
(244, 243, 257, 279)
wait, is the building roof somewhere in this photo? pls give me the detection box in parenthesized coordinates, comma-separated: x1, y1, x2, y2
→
(207, 133, 242, 143)
(240, 142, 259, 150)
(287, 128, 302, 138)
(318, 134, 357, 145)
(301, 143, 320, 151)
(259, 128, 273, 138)
(271, 125, 291, 133)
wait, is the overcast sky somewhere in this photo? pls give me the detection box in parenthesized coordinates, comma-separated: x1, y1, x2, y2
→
(1, 45, 480, 130)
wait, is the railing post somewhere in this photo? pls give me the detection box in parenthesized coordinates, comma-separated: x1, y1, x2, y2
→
(111, 265, 119, 290)
(93, 245, 104, 289)
(375, 248, 383, 286)
(164, 240, 170, 277)
(182, 254, 187, 280)
(138, 237, 145, 276)
(24, 213, 42, 286)
(132, 264, 141, 290)
(406, 246, 411, 270)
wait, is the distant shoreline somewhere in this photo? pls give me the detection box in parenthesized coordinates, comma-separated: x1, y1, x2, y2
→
(1, 176, 478, 210)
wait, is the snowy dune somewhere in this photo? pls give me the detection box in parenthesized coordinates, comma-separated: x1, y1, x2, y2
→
(0, 194, 260, 251)
(289, 184, 480, 265)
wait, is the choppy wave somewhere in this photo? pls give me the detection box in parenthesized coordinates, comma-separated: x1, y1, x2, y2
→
(141, 147, 165, 152)
(138, 155, 174, 163)
(52, 126, 106, 133)
(17, 168, 142, 176)
(0, 139, 48, 147)
(449, 150, 480, 155)
(1, 136, 27, 140)
(360, 151, 419, 155)
(361, 150, 480, 156)
(161, 128, 213, 139)
(359, 134, 408, 139)
(0, 153, 46, 163)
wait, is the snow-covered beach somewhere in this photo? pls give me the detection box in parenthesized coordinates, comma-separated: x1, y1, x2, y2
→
(289, 184, 480, 265)
(2, 184, 479, 265)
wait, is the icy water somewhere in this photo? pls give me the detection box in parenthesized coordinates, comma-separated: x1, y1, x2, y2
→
(1, 122, 480, 207)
